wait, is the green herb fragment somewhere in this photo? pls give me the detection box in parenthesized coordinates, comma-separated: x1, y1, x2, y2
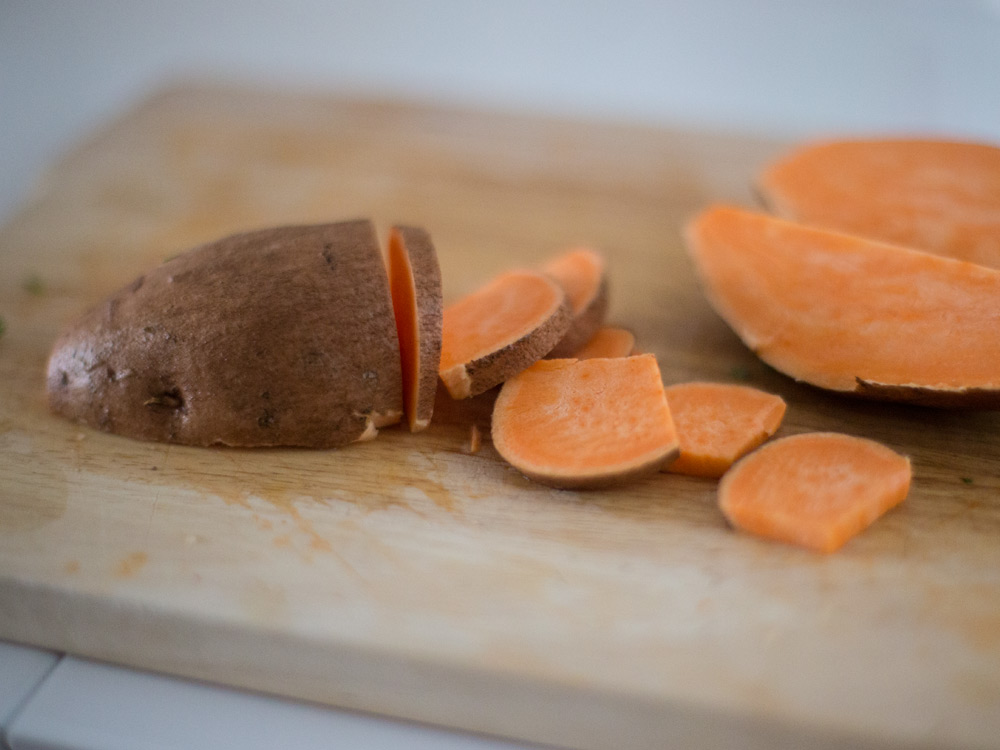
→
(0, 315, 5, 339)
(961, 477, 974, 485)
(22, 274, 45, 296)
(729, 364, 750, 381)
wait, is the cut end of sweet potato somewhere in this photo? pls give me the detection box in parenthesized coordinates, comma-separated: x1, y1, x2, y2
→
(572, 326, 636, 359)
(541, 248, 609, 358)
(388, 224, 443, 432)
(439, 269, 572, 399)
(718, 432, 911, 553)
(664, 382, 786, 478)
(758, 138, 1000, 268)
(684, 205, 1000, 407)
(491, 354, 679, 489)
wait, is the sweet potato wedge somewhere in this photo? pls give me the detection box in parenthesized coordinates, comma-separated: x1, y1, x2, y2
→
(718, 432, 911, 553)
(685, 205, 1000, 407)
(47, 220, 404, 447)
(758, 138, 1000, 269)
(491, 354, 679, 489)
(664, 382, 786, 478)
(572, 326, 636, 359)
(439, 270, 571, 399)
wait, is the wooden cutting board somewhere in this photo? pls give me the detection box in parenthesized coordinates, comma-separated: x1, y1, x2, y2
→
(1, 84, 998, 750)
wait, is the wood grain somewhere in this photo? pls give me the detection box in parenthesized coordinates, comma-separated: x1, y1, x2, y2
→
(1, 83, 998, 750)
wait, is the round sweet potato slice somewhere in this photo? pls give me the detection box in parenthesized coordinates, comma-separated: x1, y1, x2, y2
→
(685, 205, 1000, 407)
(491, 355, 679, 489)
(439, 270, 571, 399)
(387, 225, 443, 432)
(542, 248, 609, 358)
(46, 220, 403, 447)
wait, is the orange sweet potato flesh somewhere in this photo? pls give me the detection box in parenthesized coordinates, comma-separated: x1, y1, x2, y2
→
(388, 225, 443, 432)
(758, 139, 1000, 269)
(491, 354, 679, 489)
(542, 248, 609, 357)
(439, 270, 571, 399)
(718, 432, 911, 553)
(572, 326, 636, 359)
(664, 382, 786, 478)
(685, 205, 1000, 407)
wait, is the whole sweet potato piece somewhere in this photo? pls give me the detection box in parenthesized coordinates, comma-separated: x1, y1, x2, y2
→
(47, 220, 403, 447)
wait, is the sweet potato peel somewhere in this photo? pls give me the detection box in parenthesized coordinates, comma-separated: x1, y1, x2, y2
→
(491, 354, 679, 489)
(685, 205, 1000, 407)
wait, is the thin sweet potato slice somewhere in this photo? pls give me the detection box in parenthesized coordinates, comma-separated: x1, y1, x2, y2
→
(718, 432, 911, 553)
(758, 139, 1000, 269)
(573, 326, 636, 359)
(664, 382, 786, 478)
(387, 225, 443, 432)
(685, 205, 1000, 407)
(542, 248, 609, 357)
(439, 270, 571, 399)
(491, 354, 679, 489)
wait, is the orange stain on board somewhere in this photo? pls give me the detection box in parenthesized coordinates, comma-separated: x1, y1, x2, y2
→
(115, 551, 148, 578)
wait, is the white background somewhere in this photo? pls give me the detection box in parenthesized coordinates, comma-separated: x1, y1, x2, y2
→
(2, 0, 1000, 223)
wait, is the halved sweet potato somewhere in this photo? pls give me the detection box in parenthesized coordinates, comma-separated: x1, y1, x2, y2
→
(388, 224, 443, 432)
(685, 205, 1000, 407)
(542, 248, 609, 357)
(47, 220, 403, 447)
(491, 355, 679, 489)
(439, 270, 571, 399)
(758, 138, 1000, 269)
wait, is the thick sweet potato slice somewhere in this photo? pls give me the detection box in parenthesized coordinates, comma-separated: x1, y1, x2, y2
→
(439, 270, 571, 399)
(718, 432, 911, 553)
(47, 220, 403, 447)
(387, 225, 443, 432)
(758, 139, 1000, 268)
(664, 382, 786, 478)
(491, 354, 679, 489)
(573, 326, 636, 359)
(685, 205, 1000, 406)
(542, 248, 609, 357)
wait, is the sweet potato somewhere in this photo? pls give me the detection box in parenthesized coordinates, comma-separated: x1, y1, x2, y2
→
(572, 326, 636, 359)
(47, 220, 404, 447)
(718, 432, 911, 553)
(491, 354, 679, 489)
(387, 225, 443, 432)
(758, 138, 1000, 268)
(542, 248, 609, 357)
(664, 382, 786, 478)
(685, 205, 1000, 407)
(439, 270, 571, 399)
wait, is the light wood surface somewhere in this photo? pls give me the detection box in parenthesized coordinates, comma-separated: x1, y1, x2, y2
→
(1, 84, 998, 750)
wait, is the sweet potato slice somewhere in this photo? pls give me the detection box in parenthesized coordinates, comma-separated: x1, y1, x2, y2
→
(387, 225, 443, 432)
(685, 205, 1000, 407)
(664, 382, 786, 478)
(758, 139, 1000, 268)
(572, 326, 636, 359)
(718, 432, 911, 553)
(542, 248, 609, 357)
(491, 354, 679, 489)
(47, 220, 403, 447)
(439, 270, 571, 399)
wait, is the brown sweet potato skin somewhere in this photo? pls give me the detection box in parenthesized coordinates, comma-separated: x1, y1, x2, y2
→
(46, 220, 403, 447)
